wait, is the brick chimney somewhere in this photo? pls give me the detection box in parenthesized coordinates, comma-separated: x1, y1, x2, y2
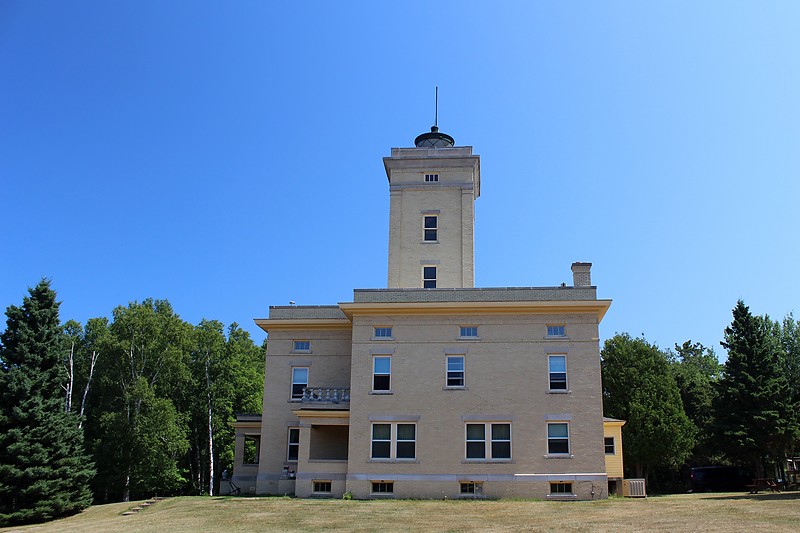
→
(571, 262, 592, 287)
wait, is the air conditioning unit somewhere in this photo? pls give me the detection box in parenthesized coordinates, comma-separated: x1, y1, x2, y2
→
(622, 478, 646, 498)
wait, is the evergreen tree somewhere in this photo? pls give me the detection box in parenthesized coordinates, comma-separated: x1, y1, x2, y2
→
(602, 333, 695, 484)
(714, 300, 797, 476)
(671, 340, 722, 465)
(0, 280, 94, 526)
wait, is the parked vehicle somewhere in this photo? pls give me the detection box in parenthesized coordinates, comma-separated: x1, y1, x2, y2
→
(689, 466, 751, 492)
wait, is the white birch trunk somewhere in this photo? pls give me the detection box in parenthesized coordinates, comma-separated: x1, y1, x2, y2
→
(64, 341, 75, 412)
(78, 350, 99, 429)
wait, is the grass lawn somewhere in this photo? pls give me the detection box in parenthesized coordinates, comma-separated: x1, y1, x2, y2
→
(2, 492, 799, 532)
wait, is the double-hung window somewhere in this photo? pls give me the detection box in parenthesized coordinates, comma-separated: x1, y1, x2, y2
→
(465, 423, 511, 460)
(547, 422, 570, 455)
(423, 266, 437, 288)
(548, 355, 567, 391)
(291, 367, 308, 399)
(605, 437, 615, 455)
(287, 428, 300, 461)
(423, 215, 438, 241)
(372, 356, 391, 391)
(446, 355, 465, 387)
(371, 423, 416, 460)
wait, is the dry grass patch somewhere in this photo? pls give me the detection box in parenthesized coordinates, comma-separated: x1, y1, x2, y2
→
(2, 492, 799, 532)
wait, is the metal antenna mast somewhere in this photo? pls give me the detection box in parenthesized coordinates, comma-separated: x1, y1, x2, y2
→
(434, 86, 439, 128)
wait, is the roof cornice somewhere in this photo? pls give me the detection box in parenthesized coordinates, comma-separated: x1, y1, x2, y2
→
(337, 299, 612, 322)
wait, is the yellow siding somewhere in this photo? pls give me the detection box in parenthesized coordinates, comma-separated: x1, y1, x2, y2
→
(604, 420, 625, 479)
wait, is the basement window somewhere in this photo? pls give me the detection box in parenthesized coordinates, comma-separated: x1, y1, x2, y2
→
(371, 481, 394, 494)
(550, 482, 573, 495)
(313, 481, 332, 493)
(460, 482, 482, 495)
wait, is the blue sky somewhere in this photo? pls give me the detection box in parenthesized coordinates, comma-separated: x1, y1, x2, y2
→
(2, 2, 799, 357)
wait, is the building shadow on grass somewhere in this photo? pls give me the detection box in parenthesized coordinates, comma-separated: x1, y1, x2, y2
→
(700, 492, 800, 501)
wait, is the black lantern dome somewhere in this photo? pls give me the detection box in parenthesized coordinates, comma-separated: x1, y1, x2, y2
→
(414, 126, 455, 148)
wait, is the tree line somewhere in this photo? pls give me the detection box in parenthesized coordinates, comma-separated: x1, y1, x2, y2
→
(2, 280, 798, 524)
(602, 300, 800, 491)
(0, 280, 264, 526)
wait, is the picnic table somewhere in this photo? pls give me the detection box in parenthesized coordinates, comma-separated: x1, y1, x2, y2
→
(746, 478, 781, 494)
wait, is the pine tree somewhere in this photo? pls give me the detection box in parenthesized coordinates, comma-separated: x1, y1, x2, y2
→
(714, 300, 797, 477)
(0, 280, 94, 526)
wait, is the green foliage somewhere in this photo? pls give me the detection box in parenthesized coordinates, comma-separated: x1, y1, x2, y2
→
(185, 321, 264, 495)
(85, 299, 193, 501)
(670, 340, 722, 464)
(713, 301, 798, 476)
(77, 299, 264, 502)
(0, 280, 94, 526)
(602, 333, 695, 482)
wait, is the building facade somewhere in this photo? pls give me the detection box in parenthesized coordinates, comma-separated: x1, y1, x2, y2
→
(233, 126, 614, 500)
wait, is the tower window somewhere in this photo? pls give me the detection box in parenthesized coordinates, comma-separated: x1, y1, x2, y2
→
(548, 355, 568, 391)
(423, 266, 437, 288)
(424, 173, 439, 182)
(423, 216, 438, 241)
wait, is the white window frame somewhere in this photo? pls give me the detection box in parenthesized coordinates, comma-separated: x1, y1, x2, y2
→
(370, 422, 416, 460)
(446, 355, 465, 388)
(605, 436, 615, 455)
(423, 215, 438, 242)
(372, 356, 391, 392)
(291, 367, 308, 399)
(547, 422, 570, 455)
(371, 481, 394, 494)
(292, 340, 311, 352)
(546, 325, 566, 337)
(549, 482, 573, 494)
(373, 326, 393, 339)
(312, 480, 332, 493)
(548, 354, 568, 391)
(423, 266, 437, 288)
(424, 173, 439, 182)
(287, 427, 300, 462)
(465, 422, 512, 460)
(459, 326, 479, 338)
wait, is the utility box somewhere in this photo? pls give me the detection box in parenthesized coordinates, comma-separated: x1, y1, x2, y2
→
(622, 478, 646, 498)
